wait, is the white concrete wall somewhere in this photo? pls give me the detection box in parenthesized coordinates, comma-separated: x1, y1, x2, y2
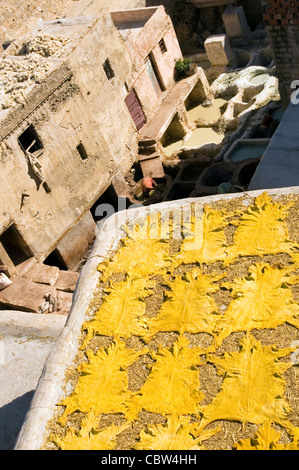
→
(0, 13, 139, 270)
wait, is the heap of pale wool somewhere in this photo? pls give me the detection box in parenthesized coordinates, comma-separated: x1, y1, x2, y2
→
(24, 33, 71, 58)
(0, 33, 71, 110)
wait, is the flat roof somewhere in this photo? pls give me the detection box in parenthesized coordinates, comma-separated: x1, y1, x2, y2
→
(110, 7, 158, 41)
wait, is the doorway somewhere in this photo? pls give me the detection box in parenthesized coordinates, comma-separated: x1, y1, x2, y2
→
(145, 54, 165, 96)
(43, 248, 68, 271)
(90, 185, 119, 224)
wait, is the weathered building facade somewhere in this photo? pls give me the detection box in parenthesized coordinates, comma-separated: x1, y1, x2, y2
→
(0, 4, 184, 276)
(260, 0, 299, 108)
(0, 0, 296, 279)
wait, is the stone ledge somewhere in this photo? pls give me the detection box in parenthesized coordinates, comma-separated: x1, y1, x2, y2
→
(24, 263, 60, 287)
(54, 270, 80, 293)
(0, 277, 56, 313)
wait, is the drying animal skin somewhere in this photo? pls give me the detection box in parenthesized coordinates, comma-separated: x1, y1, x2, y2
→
(0, 54, 52, 109)
(80, 275, 154, 347)
(214, 262, 299, 346)
(125, 336, 204, 421)
(134, 415, 220, 450)
(233, 420, 299, 450)
(24, 33, 71, 58)
(124, 213, 172, 241)
(196, 335, 294, 432)
(51, 411, 127, 450)
(146, 268, 224, 339)
(291, 251, 299, 267)
(225, 192, 294, 263)
(98, 238, 171, 282)
(0, 33, 71, 110)
(58, 340, 146, 425)
(172, 206, 229, 267)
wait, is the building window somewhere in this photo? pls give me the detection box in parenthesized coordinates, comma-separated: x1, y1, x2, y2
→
(18, 125, 43, 154)
(18, 124, 50, 192)
(76, 142, 88, 160)
(159, 38, 167, 54)
(103, 59, 114, 80)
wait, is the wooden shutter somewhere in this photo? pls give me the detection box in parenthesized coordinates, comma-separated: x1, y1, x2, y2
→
(125, 89, 147, 130)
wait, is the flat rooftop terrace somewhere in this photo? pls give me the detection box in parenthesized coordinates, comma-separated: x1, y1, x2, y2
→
(110, 7, 158, 41)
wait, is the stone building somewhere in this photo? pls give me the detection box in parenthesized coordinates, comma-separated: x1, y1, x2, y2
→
(0, 4, 185, 277)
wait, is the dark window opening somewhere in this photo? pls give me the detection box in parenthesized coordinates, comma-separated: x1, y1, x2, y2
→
(159, 38, 167, 54)
(44, 249, 68, 271)
(2, 40, 13, 50)
(90, 185, 119, 223)
(0, 224, 33, 267)
(77, 142, 88, 160)
(103, 59, 114, 80)
(18, 125, 43, 154)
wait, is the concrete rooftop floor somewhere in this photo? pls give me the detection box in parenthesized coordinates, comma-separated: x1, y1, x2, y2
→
(0, 311, 66, 449)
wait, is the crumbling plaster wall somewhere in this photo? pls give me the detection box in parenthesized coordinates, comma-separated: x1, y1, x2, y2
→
(0, 81, 110, 266)
(66, 11, 139, 169)
(0, 12, 140, 268)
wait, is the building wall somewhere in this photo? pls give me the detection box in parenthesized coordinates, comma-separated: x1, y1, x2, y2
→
(0, 5, 182, 272)
(67, 11, 138, 169)
(261, 0, 299, 108)
(118, 6, 183, 120)
(0, 77, 113, 270)
(0, 13, 139, 272)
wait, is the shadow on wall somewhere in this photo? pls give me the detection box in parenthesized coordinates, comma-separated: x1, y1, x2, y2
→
(238, 0, 263, 31)
(145, 0, 175, 17)
(0, 390, 34, 450)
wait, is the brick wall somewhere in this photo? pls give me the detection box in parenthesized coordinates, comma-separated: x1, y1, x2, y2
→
(261, 0, 299, 107)
(262, 0, 299, 26)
